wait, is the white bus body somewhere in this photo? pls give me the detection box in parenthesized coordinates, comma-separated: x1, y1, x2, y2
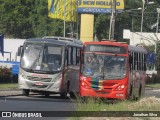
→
(18, 37, 82, 98)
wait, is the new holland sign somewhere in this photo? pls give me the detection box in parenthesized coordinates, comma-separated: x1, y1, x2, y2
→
(77, 0, 124, 14)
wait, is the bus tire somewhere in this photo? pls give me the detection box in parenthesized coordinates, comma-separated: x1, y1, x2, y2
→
(44, 92, 50, 97)
(22, 89, 30, 96)
(60, 92, 67, 99)
(129, 85, 133, 100)
(60, 82, 68, 99)
(69, 92, 76, 99)
(138, 85, 142, 99)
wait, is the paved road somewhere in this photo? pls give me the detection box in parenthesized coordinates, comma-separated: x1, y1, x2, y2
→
(0, 91, 76, 120)
(0, 88, 160, 120)
(1, 87, 160, 98)
(145, 88, 160, 98)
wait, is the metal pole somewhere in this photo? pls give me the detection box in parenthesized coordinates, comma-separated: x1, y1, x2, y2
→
(76, 1, 79, 39)
(156, 9, 160, 34)
(155, 11, 159, 54)
(154, 8, 160, 71)
(109, 0, 116, 40)
(132, 16, 134, 31)
(109, 0, 112, 40)
(111, 0, 116, 40)
(140, 0, 145, 44)
(64, 0, 66, 37)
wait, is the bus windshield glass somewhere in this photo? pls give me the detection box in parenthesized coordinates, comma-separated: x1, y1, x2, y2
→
(21, 43, 63, 73)
(81, 53, 127, 80)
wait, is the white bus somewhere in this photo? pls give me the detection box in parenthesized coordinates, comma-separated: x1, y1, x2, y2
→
(17, 36, 83, 98)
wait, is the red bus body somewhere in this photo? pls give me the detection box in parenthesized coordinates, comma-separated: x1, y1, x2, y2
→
(79, 41, 147, 100)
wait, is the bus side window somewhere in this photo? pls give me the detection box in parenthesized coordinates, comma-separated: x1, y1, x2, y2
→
(76, 48, 80, 65)
(144, 54, 147, 71)
(132, 52, 134, 70)
(129, 52, 133, 71)
(134, 52, 138, 70)
(138, 53, 140, 70)
(139, 53, 143, 70)
(65, 49, 68, 67)
(68, 47, 72, 65)
(73, 47, 77, 65)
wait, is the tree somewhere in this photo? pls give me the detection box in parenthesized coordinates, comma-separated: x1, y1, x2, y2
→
(0, 0, 34, 38)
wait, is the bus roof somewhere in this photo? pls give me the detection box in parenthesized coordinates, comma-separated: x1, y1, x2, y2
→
(83, 41, 147, 53)
(83, 41, 128, 47)
(43, 36, 83, 45)
(24, 37, 83, 47)
(128, 45, 147, 53)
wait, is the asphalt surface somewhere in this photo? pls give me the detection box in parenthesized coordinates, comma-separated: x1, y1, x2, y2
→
(0, 87, 160, 97)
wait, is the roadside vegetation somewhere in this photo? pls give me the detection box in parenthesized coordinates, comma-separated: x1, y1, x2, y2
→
(71, 96, 160, 120)
(76, 96, 160, 112)
(146, 84, 160, 89)
(0, 83, 18, 90)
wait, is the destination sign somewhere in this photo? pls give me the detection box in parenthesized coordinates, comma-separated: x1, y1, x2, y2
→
(84, 45, 126, 54)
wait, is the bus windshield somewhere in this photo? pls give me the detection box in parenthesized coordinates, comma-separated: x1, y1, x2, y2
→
(20, 43, 63, 73)
(81, 53, 127, 80)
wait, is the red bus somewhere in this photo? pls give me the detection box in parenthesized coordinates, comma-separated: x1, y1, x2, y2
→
(79, 41, 147, 100)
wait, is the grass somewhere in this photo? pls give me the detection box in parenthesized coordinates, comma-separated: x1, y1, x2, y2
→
(146, 83, 160, 89)
(0, 83, 18, 90)
(75, 94, 160, 111)
(70, 96, 160, 119)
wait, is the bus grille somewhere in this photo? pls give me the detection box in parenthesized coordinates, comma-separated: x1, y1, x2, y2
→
(27, 76, 52, 82)
(89, 81, 117, 90)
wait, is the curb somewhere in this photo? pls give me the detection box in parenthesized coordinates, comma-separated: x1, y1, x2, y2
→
(0, 89, 22, 97)
(0, 89, 21, 91)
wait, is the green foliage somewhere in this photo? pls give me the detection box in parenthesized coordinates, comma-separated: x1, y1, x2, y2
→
(0, 83, 18, 90)
(0, 0, 66, 38)
(0, 0, 159, 40)
(76, 96, 160, 113)
(0, 66, 11, 83)
(94, 14, 110, 40)
(146, 73, 160, 84)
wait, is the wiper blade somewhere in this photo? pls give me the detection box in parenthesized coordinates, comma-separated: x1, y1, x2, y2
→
(30, 44, 44, 70)
(22, 67, 33, 72)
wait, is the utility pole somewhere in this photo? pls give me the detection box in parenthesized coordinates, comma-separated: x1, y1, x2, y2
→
(140, 0, 145, 44)
(109, 0, 116, 40)
(64, 0, 66, 37)
(154, 8, 160, 71)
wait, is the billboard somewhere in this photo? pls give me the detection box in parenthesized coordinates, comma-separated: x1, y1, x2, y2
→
(77, 0, 124, 14)
(48, 0, 77, 22)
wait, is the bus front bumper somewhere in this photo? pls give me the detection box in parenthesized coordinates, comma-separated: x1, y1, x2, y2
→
(79, 86, 127, 100)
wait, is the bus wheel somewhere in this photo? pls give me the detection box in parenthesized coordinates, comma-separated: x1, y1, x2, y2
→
(129, 85, 133, 100)
(44, 92, 50, 97)
(22, 89, 30, 96)
(69, 92, 76, 99)
(60, 92, 67, 99)
(138, 85, 142, 99)
(81, 97, 87, 103)
(60, 82, 69, 99)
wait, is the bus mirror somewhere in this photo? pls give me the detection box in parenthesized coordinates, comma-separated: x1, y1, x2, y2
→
(17, 46, 23, 56)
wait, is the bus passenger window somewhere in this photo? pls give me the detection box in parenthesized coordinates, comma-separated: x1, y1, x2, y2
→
(129, 53, 133, 71)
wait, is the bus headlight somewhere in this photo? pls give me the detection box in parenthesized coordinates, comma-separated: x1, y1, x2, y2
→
(116, 84, 125, 91)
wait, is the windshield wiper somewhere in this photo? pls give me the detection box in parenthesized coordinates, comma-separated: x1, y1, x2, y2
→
(29, 43, 44, 70)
